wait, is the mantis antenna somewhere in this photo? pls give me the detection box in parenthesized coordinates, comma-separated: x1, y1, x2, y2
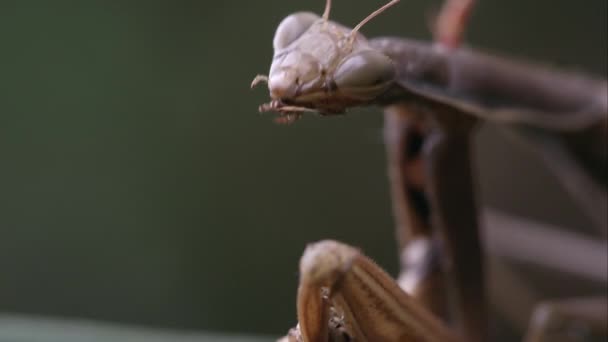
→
(322, 0, 332, 21)
(350, 0, 401, 38)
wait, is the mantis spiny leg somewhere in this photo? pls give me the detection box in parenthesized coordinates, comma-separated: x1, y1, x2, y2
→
(280, 240, 462, 342)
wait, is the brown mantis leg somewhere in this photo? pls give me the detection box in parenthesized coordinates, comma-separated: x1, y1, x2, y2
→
(423, 115, 486, 341)
(279, 240, 462, 342)
(384, 105, 486, 340)
(401, 1, 485, 336)
(384, 105, 449, 320)
(500, 127, 608, 236)
(524, 297, 608, 342)
(434, 0, 476, 49)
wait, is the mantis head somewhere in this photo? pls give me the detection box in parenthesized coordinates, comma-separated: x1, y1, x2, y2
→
(252, 0, 400, 123)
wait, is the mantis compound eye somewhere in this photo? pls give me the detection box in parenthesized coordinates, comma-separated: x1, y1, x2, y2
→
(273, 12, 320, 51)
(333, 50, 395, 99)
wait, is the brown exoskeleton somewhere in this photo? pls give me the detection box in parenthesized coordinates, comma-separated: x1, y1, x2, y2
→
(252, 0, 608, 341)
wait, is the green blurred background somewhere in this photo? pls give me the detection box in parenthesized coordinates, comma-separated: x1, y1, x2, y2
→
(0, 0, 605, 337)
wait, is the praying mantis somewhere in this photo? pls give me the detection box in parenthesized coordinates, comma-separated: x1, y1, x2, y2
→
(251, 0, 607, 341)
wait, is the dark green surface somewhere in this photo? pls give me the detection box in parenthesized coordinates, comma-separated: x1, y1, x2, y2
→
(0, 0, 606, 337)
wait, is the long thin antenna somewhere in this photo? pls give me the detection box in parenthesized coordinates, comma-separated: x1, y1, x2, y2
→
(350, 0, 401, 37)
(322, 0, 332, 21)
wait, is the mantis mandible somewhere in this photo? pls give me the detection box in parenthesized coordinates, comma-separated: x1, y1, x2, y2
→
(251, 0, 608, 341)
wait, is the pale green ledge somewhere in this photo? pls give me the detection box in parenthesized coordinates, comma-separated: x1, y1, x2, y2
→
(0, 315, 272, 342)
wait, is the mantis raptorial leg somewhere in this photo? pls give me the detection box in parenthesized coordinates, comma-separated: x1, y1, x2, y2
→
(279, 240, 462, 342)
(251, 0, 607, 340)
(384, 1, 486, 339)
(383, 106, 450, 321)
